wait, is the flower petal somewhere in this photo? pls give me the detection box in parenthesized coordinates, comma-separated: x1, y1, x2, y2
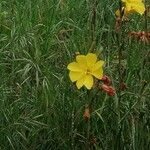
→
(83, 74, 94, 89)
(86, 53, 97, 67)
(67, 62, 82, 72)
(92, 60, 105, 71)
(127, 0, 143, 3)
(69, 71, 84, 82)
(132, 3, 145, 15)
(76, 55, 87, 69)
(125, 1, 145, 15)
(76, 76, 85, 89)
(92, 68, 103, 79)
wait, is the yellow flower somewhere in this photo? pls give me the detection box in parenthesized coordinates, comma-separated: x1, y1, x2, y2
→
(67, 53, 104, 89)
(122, 0, 145, 15)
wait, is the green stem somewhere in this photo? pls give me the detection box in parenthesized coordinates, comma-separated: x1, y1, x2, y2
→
(85, 1, 97, 149)
(144, 0, 147, 33)
(89, 0, 97, 53)
(91, 0, 97, 42)
(114, 1, 124, 148)
(117, 0, 123, 109)
(85, 90, 92, 150)
(86, 116, 91, 150)
(71, 109, 75, 150)
(86, 88, 98, 149)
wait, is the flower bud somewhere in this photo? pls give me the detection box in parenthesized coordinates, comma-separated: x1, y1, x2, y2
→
(83, 107, 90, 120)
(101, 84, 116, 96)
(101, 75, 111, 85)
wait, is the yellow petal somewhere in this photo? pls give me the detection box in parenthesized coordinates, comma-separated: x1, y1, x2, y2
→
(125, 2, 145, 15)
(69, 71, 84, 82)
(76, 76, 85, 89)
(126, 3, 132, 12)
(128, 0, 142, 2)
(123, 0, 143, 3)
(92, 60, 105, 71)
(67, 62, 82, 72)
(86, 53, 97, 67)
(132, 3, 145, 14)
(83, 75, 94, 89)
(76, 55, 87, 69)
(92, 68, 103, 79)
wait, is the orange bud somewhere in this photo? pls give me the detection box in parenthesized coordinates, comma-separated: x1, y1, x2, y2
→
(101, 84, 116, 96)
(83, 107, 90, 120)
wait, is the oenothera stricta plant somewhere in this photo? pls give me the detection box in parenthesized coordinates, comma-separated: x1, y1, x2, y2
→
(67, 53, 115, 148)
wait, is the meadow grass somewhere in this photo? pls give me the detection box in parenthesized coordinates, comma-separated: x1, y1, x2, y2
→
(0, 0, 150, 149)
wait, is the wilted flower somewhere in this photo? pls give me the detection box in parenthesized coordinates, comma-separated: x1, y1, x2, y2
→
(67, 53, 104, 89)
(128, 31, 150, 43)
(101, 84, 116, 96)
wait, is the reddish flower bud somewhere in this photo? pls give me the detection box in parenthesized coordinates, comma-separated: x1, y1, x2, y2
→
(83, 107, 90, 120)
(120, 82, 127, 91)
(101, 75, 111, 85)
(101, 84, 116, 96)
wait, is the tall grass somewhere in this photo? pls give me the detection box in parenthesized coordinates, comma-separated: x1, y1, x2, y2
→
(0, 0, 150, 149)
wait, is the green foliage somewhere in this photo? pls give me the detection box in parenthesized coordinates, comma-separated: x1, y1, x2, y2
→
(0, 0, 150, 149)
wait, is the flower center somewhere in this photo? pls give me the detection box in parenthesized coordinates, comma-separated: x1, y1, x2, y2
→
(86, 69, 91, 75)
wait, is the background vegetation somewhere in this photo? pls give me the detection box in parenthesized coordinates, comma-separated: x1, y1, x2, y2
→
(0, 0, 150, 149)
